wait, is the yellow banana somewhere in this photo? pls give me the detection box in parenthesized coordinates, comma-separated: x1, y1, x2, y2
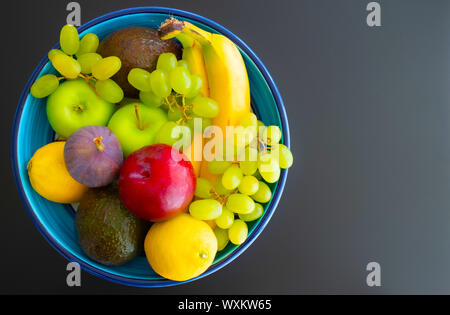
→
(160, 18, 251, 184)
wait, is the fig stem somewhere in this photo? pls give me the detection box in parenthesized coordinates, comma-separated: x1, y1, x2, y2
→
(134, 103, 143, 130)
(93, 136, 105, 152)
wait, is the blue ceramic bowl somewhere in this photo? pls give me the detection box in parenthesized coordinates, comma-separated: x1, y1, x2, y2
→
(11, 7, 290, 287)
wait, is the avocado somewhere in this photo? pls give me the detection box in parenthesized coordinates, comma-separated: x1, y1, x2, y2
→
(98, 26, 182, 98)
(75, 184, 150, 266)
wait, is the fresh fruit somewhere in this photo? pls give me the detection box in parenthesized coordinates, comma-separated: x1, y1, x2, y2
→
(177, 60, 190, 70)
(60, 24, 80, 55)
(239, 202, 264, 222)
(228, 219, 248, 245)
(214, 227, 229, 251)
(48, 49, 64, 61)
(77, 52, 102, 74)
(214, 176, 232, 196)
(170, 66, 191, 95)
(95, 79, 124, 103)
(273, 143, 294, 169)
(119, 144, 196, 222)
(238, 175, 259, 196)
(167, 106, 183, 121)
(258, 152, 281, 183)
(192, 96, 219, 118)
(98, 27, 181, 97)
(186, 74, 203, 98)
(239, 147, 259, 175)
(46, 79, 115, 138)
(129, 53, 210, 179)
(165, 25, 210, 97)
(91, 56, 122, 81)
(222, 165, 243, 190)
(149, 69, 171, 98)
(156, 52, 178, 73)
(160, 18, 251, 185)
(139, 90, 163, 107)
(226, 193, 255, 214)
(184, 131, 204, 176)
(107, 103, 168, 156)
(194, 178, 213, 199)
(215, 207, 234, 229)
(75, 185, 149, 266)
(189, 199, 223, 220)
(128, 68, 152, 92)
(208, 160, 233, 175)
(251, 181, 272, 203)
(205, 220, 217, 230)
(51, 53, 81, 79)
(30, 74, 59, 98)
(240, 112, 258, 129)
(144, 213, 217, 281)
(155, 121, 185, 146)
(64, 126, 123, 187)
(262, 125, 282, 145)
(76, 33, 99, 57)
(27, 141, 88, 203)
(23, 21, 296, 278)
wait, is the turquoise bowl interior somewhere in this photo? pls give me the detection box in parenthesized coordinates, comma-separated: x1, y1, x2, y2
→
(11, 7, 290, 287)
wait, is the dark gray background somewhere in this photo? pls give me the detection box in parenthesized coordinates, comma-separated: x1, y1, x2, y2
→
(2, 0, 450, 294)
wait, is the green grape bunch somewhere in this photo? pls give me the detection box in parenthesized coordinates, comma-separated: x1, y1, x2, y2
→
(30, 24, 124, 104)
(189, 113, 294, 251)
(127, 52, 219, 144)
(190, 170, 272, 249)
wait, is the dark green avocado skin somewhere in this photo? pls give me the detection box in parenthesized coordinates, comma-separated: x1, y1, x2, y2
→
(75, 185, 150, 266)
(98, 26, 182, 98)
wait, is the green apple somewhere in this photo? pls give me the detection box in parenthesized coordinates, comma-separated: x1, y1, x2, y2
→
(107, 102, 168, 156)
(46, 79, 115, 138)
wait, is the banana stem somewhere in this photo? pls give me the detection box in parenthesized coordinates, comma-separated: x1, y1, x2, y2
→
(159, 18, 211, 46)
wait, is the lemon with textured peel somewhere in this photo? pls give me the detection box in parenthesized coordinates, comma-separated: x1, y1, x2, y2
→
(144, 213, 217, 281)
(27, 141, 88, 203)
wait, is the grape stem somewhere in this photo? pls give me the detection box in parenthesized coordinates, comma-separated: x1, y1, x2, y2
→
(163, 93, 193, 125)
(165, 97, 174, 112)
(209, 187, 237, 205)
(79, 73, 100, 99)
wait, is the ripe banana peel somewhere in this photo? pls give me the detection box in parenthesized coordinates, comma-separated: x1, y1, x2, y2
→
(160, 18, 251, 184)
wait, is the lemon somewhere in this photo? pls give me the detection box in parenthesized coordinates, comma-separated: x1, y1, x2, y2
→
(27, 141, 88, 203)
(144, 213, 217, 281)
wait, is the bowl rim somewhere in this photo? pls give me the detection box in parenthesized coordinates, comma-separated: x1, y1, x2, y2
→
(11, 6, 290, 287)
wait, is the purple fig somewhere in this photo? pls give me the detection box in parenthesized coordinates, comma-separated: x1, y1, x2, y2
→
(64, 126, 123, 187)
